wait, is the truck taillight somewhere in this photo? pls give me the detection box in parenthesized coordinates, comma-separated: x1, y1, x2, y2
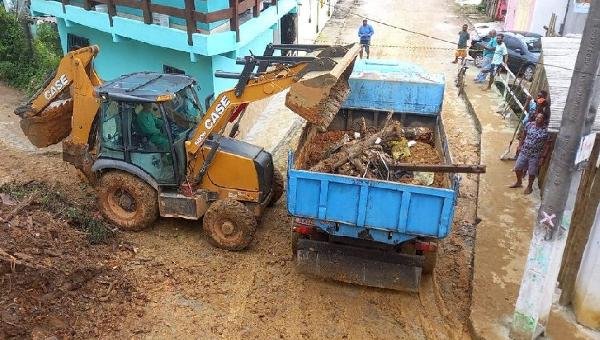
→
(415, 241, 437, 252)
(293, 225, 314, 235)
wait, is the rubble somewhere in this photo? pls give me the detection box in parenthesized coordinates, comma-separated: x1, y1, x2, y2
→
(0, 181, 146, 339)
(301, 121, 447, 188)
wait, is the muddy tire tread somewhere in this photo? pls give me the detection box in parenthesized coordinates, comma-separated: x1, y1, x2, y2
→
(96, 170, 158, 231)
(203, 199, 257, 251)
(268, 170, 284, 207)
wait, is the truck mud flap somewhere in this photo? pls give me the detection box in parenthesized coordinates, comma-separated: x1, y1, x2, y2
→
(295, 238, 423, 292)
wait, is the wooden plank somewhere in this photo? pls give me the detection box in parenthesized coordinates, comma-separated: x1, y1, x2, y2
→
(83, 0, 91, 10)
(151, 3, 186, 19)
(238, 0, 255, 13)
(112, 0, 140, 8)
(184, 0, 196, 45)
(194, 7, 232, 23)
(140, 0, 152, 24)
(558, 136, 600, 305)
(107, 0, 116, 25)
(387, 164, 487, 174)
(253, 0, 260, 17)
(229, 0, 240, 42)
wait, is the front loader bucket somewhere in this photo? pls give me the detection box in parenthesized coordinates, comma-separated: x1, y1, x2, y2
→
(286, 44, 360, 129)
(295, 239, 423, 292)
(17, 99, 73, 148)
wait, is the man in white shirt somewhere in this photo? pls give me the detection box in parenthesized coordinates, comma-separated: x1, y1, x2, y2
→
(482, 33, 508, 90)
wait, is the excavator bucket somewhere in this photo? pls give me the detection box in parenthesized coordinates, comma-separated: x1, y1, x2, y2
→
(294, 239, 424, 292)
(14, 45, 100, 148)
(17, 99, 73, 147)
(285, 44, 360, 129)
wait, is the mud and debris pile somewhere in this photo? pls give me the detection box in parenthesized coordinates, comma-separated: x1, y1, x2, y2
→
(0, 181, 146, 339)
(301, 118, 447, 188)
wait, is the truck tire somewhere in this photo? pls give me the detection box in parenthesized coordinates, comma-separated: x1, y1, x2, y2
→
(422, 249, 438, 275)
(203, 199, 257, 251)
(291, 230, 300, 259)
(97, 171, 158, 231)
(268, 170, 284, 207)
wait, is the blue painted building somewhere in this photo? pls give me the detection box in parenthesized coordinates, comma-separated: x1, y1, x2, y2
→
(30, 0, 298, 102)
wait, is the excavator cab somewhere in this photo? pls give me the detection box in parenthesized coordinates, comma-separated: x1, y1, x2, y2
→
(94, 72, 202, 186)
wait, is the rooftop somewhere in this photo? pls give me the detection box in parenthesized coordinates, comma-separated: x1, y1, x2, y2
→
(540, 36, 600, 133)
(95, 72, 194, 102)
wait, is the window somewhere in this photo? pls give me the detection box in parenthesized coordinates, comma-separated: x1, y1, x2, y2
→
(99, 100, 125, 160)
(504, 36, 522, 52)
(67, 33, 90, 51)
(163, 65, 185, 75)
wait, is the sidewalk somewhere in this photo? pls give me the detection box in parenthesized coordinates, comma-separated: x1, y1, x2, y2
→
(464, 79, 599, 339)
(465, 81, 538, 338)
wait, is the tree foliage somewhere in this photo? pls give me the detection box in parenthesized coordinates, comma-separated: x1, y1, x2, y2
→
(0, 7, 62, 95)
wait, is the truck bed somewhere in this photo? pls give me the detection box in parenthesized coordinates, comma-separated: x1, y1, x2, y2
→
(287, 59, 458, 246)
(288, 110, 458, 245)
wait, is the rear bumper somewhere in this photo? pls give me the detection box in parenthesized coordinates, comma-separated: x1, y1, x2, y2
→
(294, 238, 424, 292)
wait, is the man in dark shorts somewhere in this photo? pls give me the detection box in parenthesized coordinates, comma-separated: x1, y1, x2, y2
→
(510, 113, 551, 195)
(358, 19, 374, 59)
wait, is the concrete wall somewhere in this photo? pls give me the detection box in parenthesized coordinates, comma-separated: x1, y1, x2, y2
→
(562, 0, 588, 35)
(296, 0, 337, 44)
(529, 0, 566, 35)
(504, 0, 536, 32)
(504, 0, 588, 36)
(573, 201, 600, 330)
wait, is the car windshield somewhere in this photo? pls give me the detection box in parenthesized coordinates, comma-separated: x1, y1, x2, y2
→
(162, 86, 203, 137)
(523, 36, 541, 52)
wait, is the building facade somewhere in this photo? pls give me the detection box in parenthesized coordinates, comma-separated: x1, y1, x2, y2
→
(30, 0, 299, 102)
(503, 0, 590, 36)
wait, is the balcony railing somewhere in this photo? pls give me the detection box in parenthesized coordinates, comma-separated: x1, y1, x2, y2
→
(57, 0, 277, 44)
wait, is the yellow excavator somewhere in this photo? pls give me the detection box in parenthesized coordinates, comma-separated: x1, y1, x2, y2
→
(14, 44, 359, 250)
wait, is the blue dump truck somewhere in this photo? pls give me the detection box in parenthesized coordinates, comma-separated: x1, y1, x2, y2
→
(287, 60, 479, 292)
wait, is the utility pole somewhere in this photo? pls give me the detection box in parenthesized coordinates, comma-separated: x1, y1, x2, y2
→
(511, 1, 600, 339)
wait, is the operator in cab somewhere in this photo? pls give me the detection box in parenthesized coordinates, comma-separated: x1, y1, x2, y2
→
(135, 103, 169, 150)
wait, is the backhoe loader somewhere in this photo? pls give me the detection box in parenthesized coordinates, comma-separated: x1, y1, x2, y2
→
(14, 43, 359, 250)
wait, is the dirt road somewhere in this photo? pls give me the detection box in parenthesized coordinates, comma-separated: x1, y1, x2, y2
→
(0, 0, 481, 338)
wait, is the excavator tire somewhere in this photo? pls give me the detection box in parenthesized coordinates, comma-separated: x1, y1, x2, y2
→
(96, 171, 158, 231)
(203, 199, 257, 251)
(268, 170, 284, 207)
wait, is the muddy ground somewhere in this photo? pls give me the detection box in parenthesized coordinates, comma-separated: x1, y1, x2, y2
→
(0, 0, 481, 338)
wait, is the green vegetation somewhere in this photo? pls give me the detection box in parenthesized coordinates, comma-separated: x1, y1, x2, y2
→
(0, 7, 62, 95)
(0, 181, 115, 244)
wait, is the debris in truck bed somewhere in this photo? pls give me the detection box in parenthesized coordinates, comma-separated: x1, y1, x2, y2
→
(303, 121, 447, 188)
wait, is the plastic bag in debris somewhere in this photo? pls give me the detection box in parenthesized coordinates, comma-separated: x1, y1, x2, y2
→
(389, 138, 410, 160)
(413, 172, 435, 186)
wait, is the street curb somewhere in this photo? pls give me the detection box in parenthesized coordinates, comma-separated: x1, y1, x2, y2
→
(460, 88, 486, 340)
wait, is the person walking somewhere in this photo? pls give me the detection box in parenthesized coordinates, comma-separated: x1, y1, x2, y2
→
(358, 19, 374, 59)
(474, 29, 497, 83)
(452, 24, 470, 64)
(510, 113, 551, 195)
(482, 33, 508, 90)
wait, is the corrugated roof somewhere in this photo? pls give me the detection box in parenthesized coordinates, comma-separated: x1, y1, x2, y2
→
(541, 36, 600, 133)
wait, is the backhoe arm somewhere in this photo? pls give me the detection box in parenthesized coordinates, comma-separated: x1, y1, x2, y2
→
(15, 45, 101, 118)
(185, 62, 307, 156)
(14, 45, 102, 148)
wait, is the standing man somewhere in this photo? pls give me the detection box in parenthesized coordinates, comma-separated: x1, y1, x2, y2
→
(358, 19, 374, 59)
(452, 24, 470, 64)
(510, 113, 551, 195)
(483, 33, 508, 90)
(474, 29, 497, 83)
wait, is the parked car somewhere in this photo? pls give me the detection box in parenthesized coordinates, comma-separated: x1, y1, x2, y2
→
(469, 31, 541, 81)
